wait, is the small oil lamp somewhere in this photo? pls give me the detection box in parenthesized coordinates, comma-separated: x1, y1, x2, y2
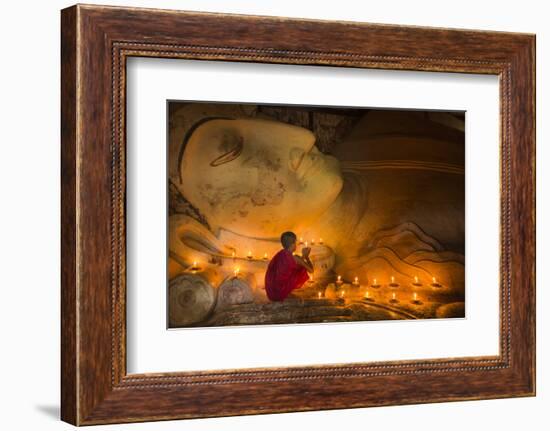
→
(319, 238, 324, 245)
(411, 291, 422, 305)
(336, 275, 343, 286)
(412, 275, 422, 286)
(233, 267, 240, 277)
(389, 292, 399, 304)
(389, 275, 399, 288)
(263, 252, 268, 260)
(247, 251, 253, 260)
(371, 277, 381, 288)
(353, 276, 360, 286)
(190, 261, 200, 272)
(364, 289, 374, 302)
(430, 276, 442, 288)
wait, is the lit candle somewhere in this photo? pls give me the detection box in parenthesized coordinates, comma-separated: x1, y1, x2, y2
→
(311, 239, 315, 245)
(391, 276, 395, 284)
(390, 291, 398, 303)
(389, 275, 398, 287)
(233, 267, 240, 277)
(353, 276, 359, 286)
(431, 276, 442, 287)
(300, 237, 304, 244)
(413, 292, 417, 301)
(305, 241, 308, 248)
(341, 290, 345, 298)
(371, 277, 380, 288)
(318, 291, 322, 299)
(364, 289, 371, 301)
(413, 275, 422, 286)
(231, 251, 236, 259)
(319, 238, 324, 245)
(336, 275, 343, 285)
(308, 273, 315, 284)
(263, 252, 268, 260)
(412, 292, 421, 304)
(247, 251, 253, 259)
(191, 260, 199, 271)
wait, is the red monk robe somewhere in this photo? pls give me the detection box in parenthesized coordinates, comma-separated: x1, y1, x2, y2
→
(265, 249, 310, 301)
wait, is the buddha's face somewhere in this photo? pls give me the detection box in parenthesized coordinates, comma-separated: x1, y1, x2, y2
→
(179, 118, 343, 238)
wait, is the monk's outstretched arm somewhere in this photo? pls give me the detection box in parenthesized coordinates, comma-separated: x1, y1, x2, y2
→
(293, 255, 314, 273)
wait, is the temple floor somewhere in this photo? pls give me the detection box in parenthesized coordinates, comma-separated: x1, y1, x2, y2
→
(182, 284, 465, 328)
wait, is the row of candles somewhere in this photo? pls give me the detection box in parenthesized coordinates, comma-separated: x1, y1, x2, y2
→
(189, 236, 325, 270)
(299, 237, 323, 247)
(317, 286, 423, 305)
(189, 249, 269, 272)
(317, 289, 422, 305)
(334, 274, 442, 288)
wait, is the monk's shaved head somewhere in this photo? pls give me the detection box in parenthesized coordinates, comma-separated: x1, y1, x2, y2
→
(280, 231, 297, 250)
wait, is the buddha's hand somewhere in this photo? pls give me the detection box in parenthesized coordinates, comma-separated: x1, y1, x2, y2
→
(301, 247, 311, 258)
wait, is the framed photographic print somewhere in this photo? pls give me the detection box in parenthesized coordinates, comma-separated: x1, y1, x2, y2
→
(61, 4, 536, 425)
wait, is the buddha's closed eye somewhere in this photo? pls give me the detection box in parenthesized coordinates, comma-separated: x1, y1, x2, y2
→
(210, 134, 244, 167)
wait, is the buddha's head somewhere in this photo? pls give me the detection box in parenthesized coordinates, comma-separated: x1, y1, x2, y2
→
(178, 117, 343, 239)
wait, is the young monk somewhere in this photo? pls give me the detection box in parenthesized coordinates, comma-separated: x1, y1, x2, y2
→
(265, 231, 314, 301)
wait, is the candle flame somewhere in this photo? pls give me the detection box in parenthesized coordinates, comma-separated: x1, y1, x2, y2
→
(337, 275, 342, 282)
(365, 290, 370, 298)
(318, 292, 322, 298)
(319, 238, 323, 244)
(264, 252, 268, 259)
(305, 241, 308, 247)
(392, 292, 396, 299)
(413, 292, 417, 300)
(354, 276, 359, 283)
(432, 276, 437, 283)
(391, 276, 395, 283)
(414, 276, 419, 283)
(374, 278, 377, 285)
(234, 267, 240, 276)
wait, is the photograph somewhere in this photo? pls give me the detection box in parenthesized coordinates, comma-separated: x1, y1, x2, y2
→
(167, 102, 466, 328)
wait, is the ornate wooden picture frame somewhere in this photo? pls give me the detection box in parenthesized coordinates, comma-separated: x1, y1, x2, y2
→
(61, 4, 535, 425)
